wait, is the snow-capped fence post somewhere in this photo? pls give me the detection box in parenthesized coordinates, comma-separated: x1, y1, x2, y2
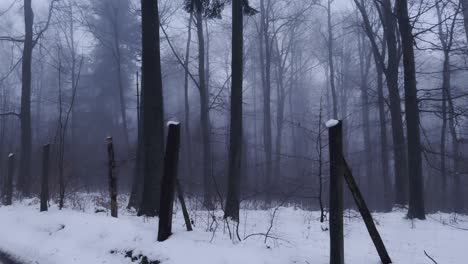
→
(106, 137, 118, 218)
(3, 153, 15, 206)
(158, 121, 181, 241)
(176, 178, 193, 231)
(342, 159, 392, 263)
(40, 144, 50, 212)
(327, 119, 344, 264)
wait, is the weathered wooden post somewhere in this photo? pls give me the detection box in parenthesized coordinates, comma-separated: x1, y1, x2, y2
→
(343, 159, 392, 263)
(327, 119, 344, 264)
(107, 137, 118, 218)
(158, 121, 181, 241)
(3, 153, 15, 206)
(176, 178, 193, 231)
(40, 144, 50, 212)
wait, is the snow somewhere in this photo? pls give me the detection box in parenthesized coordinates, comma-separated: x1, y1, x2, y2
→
(7, 153, 14, 158)
(325, 119, 339, 128)
(0, 195, 467, 264)
(167, 121, 180, 126)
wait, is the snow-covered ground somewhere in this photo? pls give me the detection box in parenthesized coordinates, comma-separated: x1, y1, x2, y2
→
(0, 194, 467, 264)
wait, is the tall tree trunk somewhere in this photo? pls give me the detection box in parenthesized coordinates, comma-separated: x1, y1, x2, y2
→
(40, 144, 50, 212)
(396, 0, 425, 220)
(139, 0, 165, 217)
(18, 0, 34, 197)
(447, 83, 463, 212)
(224, 0, 243, 221)
(381, 0, 408, 206)
(183, 14, 194, 191)
(436, 2, 449, 209)
(128, 71, 143, 209)
(114, 37, 130, 150)
(260, 0, 273, 201)
(358, 32, 373, 203)
(195, 9, 214, 209)
(375, 46, 390, 211)
(327, 0, 338, 119)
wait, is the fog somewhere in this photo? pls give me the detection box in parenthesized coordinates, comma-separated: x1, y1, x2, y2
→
(1, 0, 467, 224)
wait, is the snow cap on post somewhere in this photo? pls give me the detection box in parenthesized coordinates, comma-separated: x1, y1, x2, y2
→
(167, 120, 180, 127)
(8, 153, 14, 158)
(326, 119, 340, 128)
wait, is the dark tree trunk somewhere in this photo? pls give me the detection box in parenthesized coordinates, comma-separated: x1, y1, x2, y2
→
(183, 14, 194, 191)
(273, 45, 286, 186)
(157, 122, 181, 242)
(327, 0, 338, 119)
(3, 153, 15, 206)
(396, 0, 425, 220)
(113, 23, 130, 150)
(139, 0, 165, 217)
(260, 0, 273, 201)
(381, 0, 408, 206)
(128, 71, 143, 209)
(375, 51, 391, 211)
(436, 2, 449, 209)
(195, 9, 214, 209)
(224, 0, 243, 221)
(40, 144, 50, 212)
(107, 137, 118, 218)
(328, 121, 344, 264)
(18, 0, 34, 197)
(357, 31, 373, 203)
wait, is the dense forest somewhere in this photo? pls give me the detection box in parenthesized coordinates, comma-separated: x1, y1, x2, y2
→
(0, 0, 467, 263)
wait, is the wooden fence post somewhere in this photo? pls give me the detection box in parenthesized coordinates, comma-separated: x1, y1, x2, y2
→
(107, 137, 118, 218)
(343, 159, 392, 263)
(40, 144, 50, 212)
(158, 122, 181, 241)
(328, 120, 344, 264)
(3, 153, 15, 206)
(176, 178, 193, 231)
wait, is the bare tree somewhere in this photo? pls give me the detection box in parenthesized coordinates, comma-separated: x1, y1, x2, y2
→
(395, 0, 425, 219)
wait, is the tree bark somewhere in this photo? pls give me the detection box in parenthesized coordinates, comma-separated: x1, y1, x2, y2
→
(357, 31, 373, 203)
(396, 0, 425, 220)
(18, 0, 34, 197)
(128, 71, 143, 209)
(139, 0, 165, 217)
(183, 14, 194, 191)
(381, 0, 408, 206)
(327, 0, 338, 119)
(107, 137, 118, 218)
(260, 0, 273, 201)
(40, 144, 50, 212)
(195, 9, 214, 209)
(436, 2, 449, 209)
(375, 49, 391, 211)
(224, 0, 243, 221)
(3, 153, 15, 206)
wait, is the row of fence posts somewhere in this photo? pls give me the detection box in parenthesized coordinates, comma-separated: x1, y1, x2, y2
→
(105, 121, 192, 242)
(1, 121, 192, 242)
(2, 119, 390, 261)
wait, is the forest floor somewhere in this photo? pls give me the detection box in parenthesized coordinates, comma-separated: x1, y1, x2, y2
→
(0, 193, 467, 264)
